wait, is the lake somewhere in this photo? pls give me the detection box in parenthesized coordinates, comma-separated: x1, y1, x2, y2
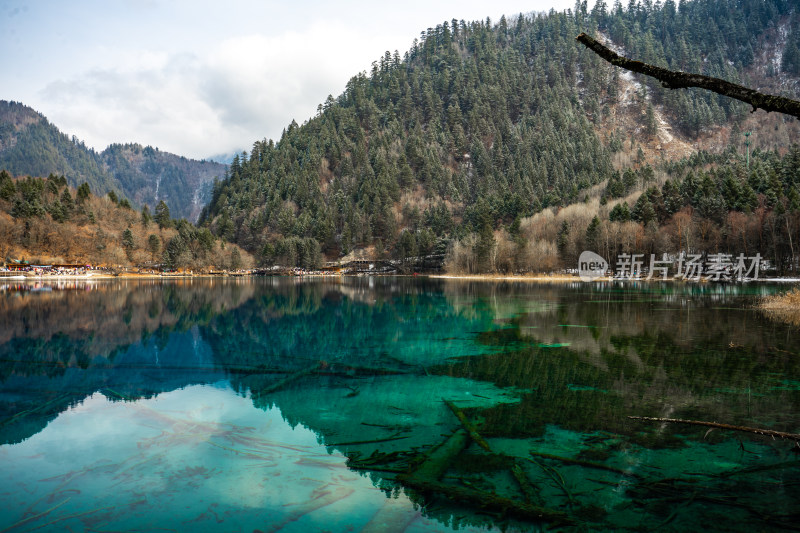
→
(0, 277, 798, 532)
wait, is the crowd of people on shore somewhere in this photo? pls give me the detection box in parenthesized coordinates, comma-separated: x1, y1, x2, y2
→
(0, 264, 98, 277)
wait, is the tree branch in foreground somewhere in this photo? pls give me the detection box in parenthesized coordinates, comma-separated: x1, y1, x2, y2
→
(576, 33, 800, 119)
(628, 416, 800, 443)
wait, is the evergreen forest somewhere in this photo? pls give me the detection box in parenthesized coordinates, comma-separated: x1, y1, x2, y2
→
(2, 0, 800, 274)
(198, 0, 799, 273)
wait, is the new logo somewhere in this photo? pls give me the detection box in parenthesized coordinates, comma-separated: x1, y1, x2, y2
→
(578, 251, 608, 282)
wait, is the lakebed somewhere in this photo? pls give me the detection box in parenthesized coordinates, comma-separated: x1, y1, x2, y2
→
(0, 277, 798, 531)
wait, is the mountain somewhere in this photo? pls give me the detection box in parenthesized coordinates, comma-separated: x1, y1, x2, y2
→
(0, 101, 118, 193)
(100, 143, 224, 223)
(199, 0, 800, 269)
(0, 101, 226, 222)
(0, 172, 253, 270)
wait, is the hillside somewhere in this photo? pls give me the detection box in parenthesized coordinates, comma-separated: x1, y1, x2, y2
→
(101, 143, 224, 223)
(0, 101, 118, 193)
(0, 170, 252, 270)
(0, 101, 226, 222)
(199, 0, 800, 270)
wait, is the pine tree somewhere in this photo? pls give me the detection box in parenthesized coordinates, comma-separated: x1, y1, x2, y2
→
(644, 104, 658, 138)
(609, 202, 631, 222)
(141, 205, 152, 226)
(77, 183, 91, 202)
(147, 234, 161, 261)
(557, 220, 570, 254)
(586, 216, 601, 250)
(155, 200, 171, 229)
(122, 228, 134, 248)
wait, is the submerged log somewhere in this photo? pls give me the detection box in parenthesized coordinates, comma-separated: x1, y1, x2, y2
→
(396, 422, 571, 526)
(576, 33, 800, 118)
(529, 451, 635, 477)
(328, 435, 410, 447)
(719, 460, 800, 478)
(528, 456, 574, 505)
(628, 416, 800, 442)
(444, 400, 492, 451)
(325, 362, 415, 376)
(254, 486, 355, 533)
(0, 393, 72, 428)
(511, 461, 540, 505)
(259, 363, 321, 394)
(401, 429, 470, 481)
(0, 498, 72, 533)
(401, 477, 573, 526)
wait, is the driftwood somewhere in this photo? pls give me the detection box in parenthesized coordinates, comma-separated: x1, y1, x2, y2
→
(400, 477, 573, 526)
(444, 400, 492, 451)
(576, 33, 800, 118)
(628, 416, 800, 442)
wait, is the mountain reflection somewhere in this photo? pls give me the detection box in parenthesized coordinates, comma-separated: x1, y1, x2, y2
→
(0, 278, 796, 446)
(0, 277, 495, 445)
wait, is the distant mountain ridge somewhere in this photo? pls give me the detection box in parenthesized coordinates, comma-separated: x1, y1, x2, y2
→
(0, 100, 225, 221)
(101, 142, 224, 223)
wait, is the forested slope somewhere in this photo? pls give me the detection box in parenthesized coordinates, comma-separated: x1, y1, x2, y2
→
(200, 9, 619, 264)
(200, 0, 798, 269)
(0, 170, 251, 270)
(101, 143, 224, 223)
(0, 101, 226, 222)
(0, 101, 118, 193)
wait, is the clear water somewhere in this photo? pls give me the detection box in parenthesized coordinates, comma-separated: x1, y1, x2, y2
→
(0, 277, 798, 531)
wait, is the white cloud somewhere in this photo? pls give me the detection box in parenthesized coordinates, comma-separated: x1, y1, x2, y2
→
(23, 0, 590, 160)
(38, 20, 383, 159)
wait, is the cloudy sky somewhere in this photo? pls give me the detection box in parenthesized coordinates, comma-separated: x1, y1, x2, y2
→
(2, 0, 586, 161)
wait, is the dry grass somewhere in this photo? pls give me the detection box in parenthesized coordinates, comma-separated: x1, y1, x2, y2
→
(761, 287, 800, 309)
(759, 287, 800, 327)
(0, 183, 254, 270)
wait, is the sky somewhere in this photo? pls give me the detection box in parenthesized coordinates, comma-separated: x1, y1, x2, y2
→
(2, 0, 588, 161)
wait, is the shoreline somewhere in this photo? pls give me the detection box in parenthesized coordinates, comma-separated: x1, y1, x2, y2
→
(0, 273, 246, 280)
(429, 274, 800, 283)
(3, 271, 800, 283)
(431, 274, 592, 282)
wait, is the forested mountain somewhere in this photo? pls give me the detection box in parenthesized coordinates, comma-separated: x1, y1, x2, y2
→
(201, 10, 617, 262)
(0, 170, 251, 270)
(0, 101, 118, 193)
(0, 101, 225, 222)
(199, 0, 799, 269)
(101, 143, 224, 223)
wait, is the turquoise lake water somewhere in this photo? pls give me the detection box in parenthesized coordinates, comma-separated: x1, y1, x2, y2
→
(0, 277, 798, 531)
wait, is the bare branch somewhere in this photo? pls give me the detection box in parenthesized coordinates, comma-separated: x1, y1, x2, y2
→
(576, 33, 800, 119)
